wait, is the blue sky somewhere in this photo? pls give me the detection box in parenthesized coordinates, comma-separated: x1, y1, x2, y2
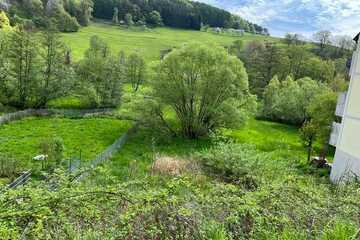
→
(197, 0, 360, 38)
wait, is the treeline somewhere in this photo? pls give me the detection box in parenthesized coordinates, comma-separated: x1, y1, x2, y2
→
(0, 0, 268, 34)
(92, 0, 268, 33)
(0, 0, 92, 32)
(226, 34, 350, 160)
(0, 27, 145, 109)
(224, 31, 351, 139)
(228, 36, 351, 99)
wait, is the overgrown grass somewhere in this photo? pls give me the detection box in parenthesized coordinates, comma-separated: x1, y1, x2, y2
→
(102, 128, 211, 181)
(77, 118, 355, 239)
(224, 119, 302, 153)
(0, 117, 132, 169)
(62, 22, 277, 61)
(46, 96, 89, 109)
(2, 117, 351, 238)
(224, 119, 334, 161)
(97, 119, 311, 182)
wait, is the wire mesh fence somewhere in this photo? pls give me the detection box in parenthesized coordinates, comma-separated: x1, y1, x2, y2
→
(72, 125, 137, 181)
(0, 109, 40, 125)
(0, 108, 115, 126)
(7, 170, 32, 189)
(0, 108, 119, 192)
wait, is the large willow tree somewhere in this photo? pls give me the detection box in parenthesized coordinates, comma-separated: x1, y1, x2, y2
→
(152, 43, 255, 139)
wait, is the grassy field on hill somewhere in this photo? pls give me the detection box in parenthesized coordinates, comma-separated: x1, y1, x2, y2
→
(0, 117, 131, 170)
(62, 22, 277, 61)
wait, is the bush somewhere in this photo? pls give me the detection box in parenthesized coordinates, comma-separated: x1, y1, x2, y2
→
(261, 75, 329, 125)
(197, 141, 269, 189)
(39, 136, 64, 168)
(81, 86, 101, 108)
(55, 12, 80, 32)
(151, 43, 255, 139)
(146, 11, 163, 27)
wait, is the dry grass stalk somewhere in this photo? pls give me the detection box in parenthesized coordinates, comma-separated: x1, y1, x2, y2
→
(151, 155, 198, 176)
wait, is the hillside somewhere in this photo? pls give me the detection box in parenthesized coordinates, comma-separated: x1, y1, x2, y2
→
(0, 0, 355, 236)
(62, 21, 277, 61)
(0, 0, 268, 35)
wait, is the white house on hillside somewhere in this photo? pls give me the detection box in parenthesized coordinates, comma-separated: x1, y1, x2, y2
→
(330, 33, 360, 182)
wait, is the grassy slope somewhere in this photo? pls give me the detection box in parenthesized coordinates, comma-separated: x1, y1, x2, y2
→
(102, 119, 308, 181)
(0, 117, 132, 164)
(62, 22, 277, 61)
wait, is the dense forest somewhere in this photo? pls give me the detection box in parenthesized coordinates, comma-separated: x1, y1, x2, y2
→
(0, 0, 92, 32)
(0, 0, 268, 34)
(92, 0, 268, 33)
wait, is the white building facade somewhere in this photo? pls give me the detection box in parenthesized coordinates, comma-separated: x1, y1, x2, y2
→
(330, 35, 360, 182)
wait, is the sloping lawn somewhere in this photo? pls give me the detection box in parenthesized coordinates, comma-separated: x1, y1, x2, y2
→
(224, 119, 303, 153)
(0, 117, 132, 167)
(62, 22, 277, 61)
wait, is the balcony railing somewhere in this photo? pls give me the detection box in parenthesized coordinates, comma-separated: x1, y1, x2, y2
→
(329, 122, 342, 147)
(335, 92, 347, 117)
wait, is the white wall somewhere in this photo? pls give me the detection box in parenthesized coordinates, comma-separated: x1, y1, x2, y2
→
(330, 44, 360, 182)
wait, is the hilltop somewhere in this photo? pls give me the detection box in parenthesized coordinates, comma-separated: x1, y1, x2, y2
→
(62, 21, 277, 61)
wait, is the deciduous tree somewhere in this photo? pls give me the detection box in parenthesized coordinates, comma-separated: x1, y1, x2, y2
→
(307, 91, 337, 160)
(126, 51, 145, 92)
(152, 43, 255, 138)
(8, 28, 39, 108)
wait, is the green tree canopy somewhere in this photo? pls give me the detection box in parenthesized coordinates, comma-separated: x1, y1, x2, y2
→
(262, 76, 329, 125)
(151, 43, 256, 138)
(146, 10, 162, 27)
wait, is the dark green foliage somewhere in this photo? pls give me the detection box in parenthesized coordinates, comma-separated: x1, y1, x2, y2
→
(7, 27, 39, 108)
(124, 13, 134, 26)
(0, 30, 11, 104)
(299, 120, 318, 162)
(5, 0, 92, 32)
(151, 43, 255, 138)
(239, 40, 338, 97)
(198, 141, 267, 188)
(53, 9, 80, 32)
(306, 91, 337, 159)
(91, 0, 267, 32)
(262, 76, 329, 125)
(77, 35, 123, 107)
(1, 28, 72, 108)
(146, 10, 162, 27)
(37, 29, 74, 107)
(241, 41, 284, 96)
(126, 51, 146, 91)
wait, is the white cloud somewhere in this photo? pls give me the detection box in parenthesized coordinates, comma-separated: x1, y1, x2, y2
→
(196, 0, 360, 37)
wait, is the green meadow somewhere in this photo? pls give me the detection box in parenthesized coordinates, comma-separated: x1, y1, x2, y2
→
(0, 117, 132, 166)
(62, 22, 277, 61)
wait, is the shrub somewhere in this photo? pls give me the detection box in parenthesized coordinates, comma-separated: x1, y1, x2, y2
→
(39, 136, 64, 168)
(55, 12, 80, 32)
(152, 43, 255, 139)
(262, 75, 329, 125)
(146, 11, 163, 27)
(197, 141, 269, 188)
(321, 221, 358, 240)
